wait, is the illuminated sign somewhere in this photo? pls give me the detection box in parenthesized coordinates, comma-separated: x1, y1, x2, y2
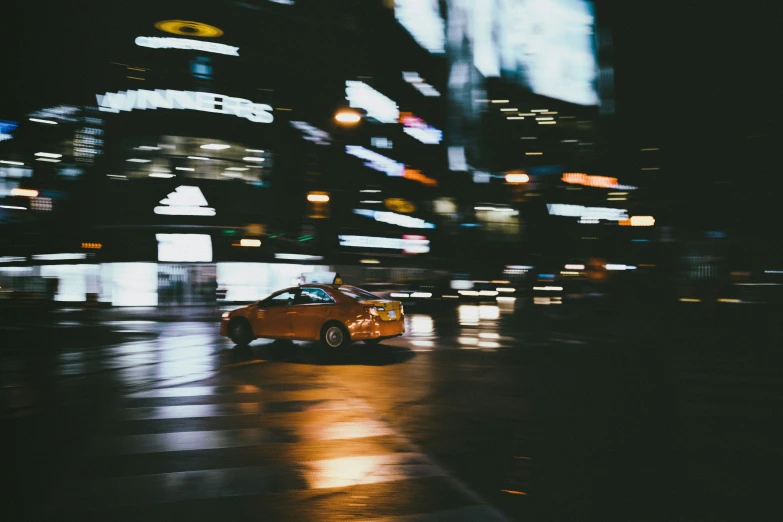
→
(156, 234, 213, 262)
(291, 121, 330, 145)
(547, 203, 628, 222)
(385, 198, 416, 214)
(394, 0, 446, 54)
(452, 1, 598, 106)
(346, 145, 405, 177)
(354, 209, 435, 229)
(96, 90, 274, 123)
(562, 172, 636, 190)
(155, 20, 223, 38)
(154, 186, 216, 216)
(135, 36, 239, 56)
(345, 81, 399, 123)
(400, 113, 442, 144)
(338, 235, 430, 254)
(402, 72, 441, 97)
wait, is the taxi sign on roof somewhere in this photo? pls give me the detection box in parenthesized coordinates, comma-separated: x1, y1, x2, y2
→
(299, 272, 343, 286)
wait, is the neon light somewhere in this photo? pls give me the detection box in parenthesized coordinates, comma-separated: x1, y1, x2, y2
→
(135, 36, 239, 56)
(394, 0, 446, 54)
(96, 89, 273, 123)
(154, 186, 215, 216)
(354, 209, 435, 229)
(154, 20, 223, 38)
(345, 81, 399, 123)
(338, 235, 430, 253)
(346, 145, 405, 177)
(400, 114, 442, 144)
(156, 234, 213, 262)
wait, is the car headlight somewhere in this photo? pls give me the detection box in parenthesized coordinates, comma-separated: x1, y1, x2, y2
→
(222, 312, 230, 318)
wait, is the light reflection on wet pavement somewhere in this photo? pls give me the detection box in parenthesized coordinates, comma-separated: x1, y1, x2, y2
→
(4, 303, 783, 521)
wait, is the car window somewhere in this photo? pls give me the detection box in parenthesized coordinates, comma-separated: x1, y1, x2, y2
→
(338, 286, 381, 301)
(298, 288, 335, 305)
(263, 290, 297, 307)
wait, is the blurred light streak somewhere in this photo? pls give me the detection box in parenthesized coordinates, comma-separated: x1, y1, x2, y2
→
(335, 110, 361, 124)
(479, 333, 500, 339)
(533, 286, 562, 291)
(35, 158, 61, 163)
(565, 264, 585, 270)
(538, 121, 556, 124)
(479, 341, 500, 349)
(157, 234, 213, 262)
(135, 36, 239, 56)
(360, 259, 380, 264)
(307, 193, 330, 203)
(243, 157, 265, 162)
(605, 264, 636, 271)
(717, 298, 741, 303)
(409, 315, 434, 335)
(35, 152, 62, 158)
(458, 290, 478, 296)
(29, 118, 57, 124)
(10, 188, 38, 197)
(410, 292, 432, 298)
(154, 20, 223, 38)
(679, 298, 701, 302)
(390, 292, 410, 298)
(32, 253, 87, 261)
(201, 143, 230, 150)
(275, 254, 323, 261)
(525, 152, 543, 155)
(0, 256, 25, 263)
(0, 205, 26, 210)
(126, 158, 151, 163)
(0, 160, 24, 165)
(496, 287, 515, 292)
(630, 215, 655, 227)
(149, 173, 175, 178)
(496, 296, 516, 302)
(239, 239, 262, 247)
(505, 172, 529, 183)
(458, 337, 479, 346)
(531, 109, 548, 112)
(500, 108, 518, 112)
(345, 81, 399, 123)
(501, 490, 528, 495)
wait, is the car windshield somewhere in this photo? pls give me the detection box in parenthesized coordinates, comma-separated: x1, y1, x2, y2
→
(338, 286, 381, 301)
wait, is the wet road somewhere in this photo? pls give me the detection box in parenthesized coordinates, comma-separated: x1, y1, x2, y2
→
(3, 302, 783, 521)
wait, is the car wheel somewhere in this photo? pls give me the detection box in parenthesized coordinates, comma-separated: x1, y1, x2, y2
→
(229, 319, 253, 346)
(363, 338, 382, 345)
(321, 322, 349, 349)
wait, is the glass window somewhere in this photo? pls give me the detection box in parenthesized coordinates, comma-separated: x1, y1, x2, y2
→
(299, 287, 335, 304)
(338, 286, 381, 301)
(263, 290, 297, 307)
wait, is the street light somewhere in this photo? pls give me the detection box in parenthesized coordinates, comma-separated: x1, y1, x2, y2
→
(334, 109, 361, 124)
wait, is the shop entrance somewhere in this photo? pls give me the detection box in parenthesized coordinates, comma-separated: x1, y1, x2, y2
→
(157, 264, 217, 306)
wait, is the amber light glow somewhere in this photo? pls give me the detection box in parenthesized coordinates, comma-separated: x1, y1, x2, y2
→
(155, 20, 224, 38)
(562, 172, 622, 188)
(403, 169, 438, 187)
(505, 172, 530, 184)
(334, 110, 361, 124)
(11, 188, 39, 197)
(307, 193, 330, 203)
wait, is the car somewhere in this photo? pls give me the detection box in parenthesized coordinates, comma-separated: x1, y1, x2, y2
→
(220, 273, 405, 348)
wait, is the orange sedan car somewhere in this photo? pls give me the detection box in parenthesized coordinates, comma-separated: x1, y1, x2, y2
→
(220, 282, 405, 348)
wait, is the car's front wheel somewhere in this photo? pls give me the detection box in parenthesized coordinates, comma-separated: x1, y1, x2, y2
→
(229, 319, 253, 346)
(321, 322, 350, 349)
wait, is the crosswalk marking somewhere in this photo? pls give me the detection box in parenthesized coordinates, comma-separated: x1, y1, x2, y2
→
(46, 378, 509, 521)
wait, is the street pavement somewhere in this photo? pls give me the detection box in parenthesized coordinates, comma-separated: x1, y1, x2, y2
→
(3, 302, 783, 521)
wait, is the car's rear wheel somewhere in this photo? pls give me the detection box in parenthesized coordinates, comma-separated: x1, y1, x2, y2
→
(321, 322, 349, 349)
(229, 319, 253, 346)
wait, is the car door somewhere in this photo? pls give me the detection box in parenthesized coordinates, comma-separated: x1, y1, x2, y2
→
(290, 287, 336, 339)
(252, 289, 297, 338)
